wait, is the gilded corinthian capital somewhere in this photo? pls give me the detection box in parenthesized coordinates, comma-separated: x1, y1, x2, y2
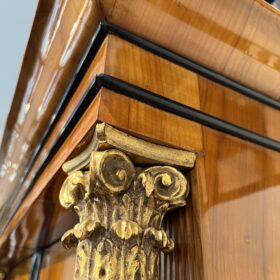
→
(59, 123, 196, 280)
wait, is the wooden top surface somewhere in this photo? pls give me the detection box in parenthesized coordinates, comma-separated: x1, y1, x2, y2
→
(101, 0, 280, 99)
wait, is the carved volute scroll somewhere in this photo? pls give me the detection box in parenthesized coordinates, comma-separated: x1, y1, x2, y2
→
(59, 123, 196, 280)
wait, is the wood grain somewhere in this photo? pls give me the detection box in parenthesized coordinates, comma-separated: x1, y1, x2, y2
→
(191, 127, 280, 279)
(3, 32, 280, 231)
(0, 0, 101, 212)
(199, 76, 280, 141)
(2, 32, 280, 262)
(104, 35, 200, 108)
(1, 4, 280, 277)
(0, 33, 202, 228)
(8, 256, 33, 280)
(39, 243, 76, 280)
(101, 0, 280, 99)
(98, 88, 203, 152)
(0, 84, 203, 250)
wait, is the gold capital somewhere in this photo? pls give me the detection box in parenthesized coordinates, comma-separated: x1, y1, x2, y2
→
(59, 123, 195, 280)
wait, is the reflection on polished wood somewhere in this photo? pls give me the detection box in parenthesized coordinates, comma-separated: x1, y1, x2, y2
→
(2, 0, 280, 278)
(39, 243, 76, 280)
(0, 33, 202, 231)
(3, 31, 280, 236)
(98, 88, 203, 152)
(59, 123, 195, 279)
(101, 0, 280, 99)
(0, 87, 202, 253)
(199, 76, 280, 141)
(0, 33, 206, 241)
(192, 127, 280, 279)
(0, 0, 101, 214)
(8, 256, 33, 280)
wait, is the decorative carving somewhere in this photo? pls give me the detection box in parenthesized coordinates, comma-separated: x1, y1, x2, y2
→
(60, 123, 195, 280)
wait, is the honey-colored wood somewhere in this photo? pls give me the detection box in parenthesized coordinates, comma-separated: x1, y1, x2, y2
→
(101, 0, 280, 99)
(4, 0, 280, 209)
(0, 34, 202, 228)
(3, 0, 280, 211)
(4, 33, 280, 230)
(104, 35, 200, 108)
(0, 94, 100, 248)
(2, 2, 280, 278)
(0, 34, 203, 236)
(191, 127, 280, 279)
(0, 41, 107, 228)
(98, 88, 203, 152)
(0, 0, 101, 211)
(199, 76, 280, 141)
(0, 88, 203, 251)
(8, 256, 33, 280)
(104, 35, 280, 141)
(39, 243, 76, 280)
(2, 32, 280, 264)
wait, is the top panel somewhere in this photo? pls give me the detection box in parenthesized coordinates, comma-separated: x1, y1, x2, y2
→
(101, 0, 280, 100)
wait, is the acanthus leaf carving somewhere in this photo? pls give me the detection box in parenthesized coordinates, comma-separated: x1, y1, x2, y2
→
(59, 123, 195, 280)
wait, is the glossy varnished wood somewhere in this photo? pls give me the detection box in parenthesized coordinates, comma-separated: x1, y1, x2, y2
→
(103, 35, 280, 141)
(3, 31, 280, 232)
(104, 35, 200, 108)
(3, 0, 280, 209)
(199, 76, 280, 141)
(0, 33, 203, 235)
(0, 41, 107, 231)
(2, 2, 280, 277)
(98, 88, 203, 151)
(39, 243, 76, 280)
(0, 84, 203, 250)
(8, 256, 33, 280)
(101, 0, 280, 99)
(0, 93, 100, 248)
(0, 0, 101, 211)
(191, 127, 280, 279)
(2, 32, 280, 262)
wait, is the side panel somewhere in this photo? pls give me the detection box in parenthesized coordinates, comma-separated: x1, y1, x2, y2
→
(39, 243, 76, 280)
(193, 127, 280, 280)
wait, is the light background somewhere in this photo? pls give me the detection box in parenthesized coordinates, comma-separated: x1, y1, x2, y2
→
(0, 0, 37, 143)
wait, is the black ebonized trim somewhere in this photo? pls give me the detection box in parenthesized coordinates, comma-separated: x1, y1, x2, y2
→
(98, 74, 280, 152)
(102, 22, 280, 111)
(30, 250, 43, 280)
(10, 21, 280, 199)
(17, 24, 107, 187)
(2, 21, 280, 237)
(0, 24, 107, 231)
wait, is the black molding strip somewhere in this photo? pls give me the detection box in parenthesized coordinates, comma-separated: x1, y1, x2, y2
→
(0, 24, 108, 231)
(2, 20, 280, 236)
(30, 249, 43, 280)
(98, 74, 280, 152)
(102, 21, 280, 111)
(0, 78, 102, 233)
(4, 70, 280, 235)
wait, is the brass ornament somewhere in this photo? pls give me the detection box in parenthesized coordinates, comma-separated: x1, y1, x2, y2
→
(60, 123, 196, 280)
